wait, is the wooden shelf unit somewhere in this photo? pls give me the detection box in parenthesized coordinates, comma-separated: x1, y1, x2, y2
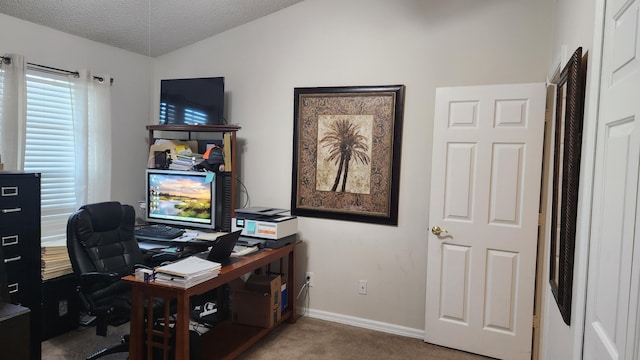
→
(146, 124, 241, 225)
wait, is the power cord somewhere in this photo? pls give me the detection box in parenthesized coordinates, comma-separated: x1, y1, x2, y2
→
(296, 279, 309, 298)
(236, 177, 250, 208)
(296, 276, 311, 318)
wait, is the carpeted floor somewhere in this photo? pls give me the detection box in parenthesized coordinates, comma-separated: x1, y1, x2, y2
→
(42, 316, 491, 359)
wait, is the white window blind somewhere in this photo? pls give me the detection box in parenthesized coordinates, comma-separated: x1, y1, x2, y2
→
(23, 72, 77, 244)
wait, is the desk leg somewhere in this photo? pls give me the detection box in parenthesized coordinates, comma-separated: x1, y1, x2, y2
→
(175, 293, 190, 359)
(128, 288, 144, 360)
(288, 244, 297, 323)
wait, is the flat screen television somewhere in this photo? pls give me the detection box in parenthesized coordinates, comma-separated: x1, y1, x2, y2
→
(145, 169, 217, 230)
(159, 77, 225, 125)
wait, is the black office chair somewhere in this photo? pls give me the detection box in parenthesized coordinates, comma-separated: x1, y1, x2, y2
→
(66, 201, 146, 360)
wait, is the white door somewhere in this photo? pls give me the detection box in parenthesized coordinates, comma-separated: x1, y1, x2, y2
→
(583, 0, 640, 359)
(425, 83, 545, 359)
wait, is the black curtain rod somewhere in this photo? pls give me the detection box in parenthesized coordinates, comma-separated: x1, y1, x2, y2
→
(1, 55, 114, 85)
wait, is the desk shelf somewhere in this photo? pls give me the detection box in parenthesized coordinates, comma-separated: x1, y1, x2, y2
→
(201, 310, 292, 360)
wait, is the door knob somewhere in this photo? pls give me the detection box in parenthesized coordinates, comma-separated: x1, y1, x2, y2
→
(431, 226, 448, 235)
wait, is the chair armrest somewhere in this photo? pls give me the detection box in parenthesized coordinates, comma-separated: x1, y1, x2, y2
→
(79, 272, 119, 287)
(151, 253, 179, 266)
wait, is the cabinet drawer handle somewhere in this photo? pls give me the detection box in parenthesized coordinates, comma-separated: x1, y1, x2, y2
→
(8, 283, 18, 294)
(4, 255, 21, 263)
(1, 186, 18, 197)
(1, 207, 22, 214)
(1, 235, 18, 246)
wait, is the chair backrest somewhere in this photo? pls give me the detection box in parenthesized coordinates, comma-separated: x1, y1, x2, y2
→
(67, 201, 141, 275)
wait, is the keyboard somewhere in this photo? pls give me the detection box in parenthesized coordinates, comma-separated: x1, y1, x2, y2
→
(135, 224, 185, 240)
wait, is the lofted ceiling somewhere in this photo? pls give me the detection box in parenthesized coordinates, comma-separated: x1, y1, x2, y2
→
(0, 0, 304, 57)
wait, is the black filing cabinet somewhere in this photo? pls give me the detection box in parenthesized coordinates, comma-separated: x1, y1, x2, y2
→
(0, 172, 41, 360)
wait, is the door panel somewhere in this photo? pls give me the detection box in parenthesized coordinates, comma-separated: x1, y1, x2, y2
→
(585, 113, 639, 360)
(484, 249, 518, 333)
(490, 143, 524, 225)
(440, 244, 471, 323)
(445, 143, 475, 220)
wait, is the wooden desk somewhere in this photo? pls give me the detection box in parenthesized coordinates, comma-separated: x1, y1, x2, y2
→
(124, 241, 298, 360)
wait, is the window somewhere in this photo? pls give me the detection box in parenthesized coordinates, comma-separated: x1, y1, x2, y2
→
(1, 59, 111, 246)
(23, 72, 77, 244)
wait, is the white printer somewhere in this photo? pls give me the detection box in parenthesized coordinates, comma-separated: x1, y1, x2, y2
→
(232, 207, 298, 248)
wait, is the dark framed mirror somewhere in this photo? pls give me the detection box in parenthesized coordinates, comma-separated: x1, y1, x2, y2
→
(549, 47, 585, 325)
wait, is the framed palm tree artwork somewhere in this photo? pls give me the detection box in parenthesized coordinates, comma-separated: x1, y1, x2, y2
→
(291, 85, 405, 225)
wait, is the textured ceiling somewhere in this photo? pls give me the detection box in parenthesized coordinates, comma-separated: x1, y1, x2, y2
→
(0, 0, 304, 57)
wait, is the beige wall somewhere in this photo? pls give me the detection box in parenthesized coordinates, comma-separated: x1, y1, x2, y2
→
(2, 0, 571, 344)
(153, 0, 553, 332)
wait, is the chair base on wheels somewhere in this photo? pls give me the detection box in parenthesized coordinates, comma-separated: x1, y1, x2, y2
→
(86, 334, 129, 360)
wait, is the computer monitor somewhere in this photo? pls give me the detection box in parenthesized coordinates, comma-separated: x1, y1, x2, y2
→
(145, 169, 216, 230)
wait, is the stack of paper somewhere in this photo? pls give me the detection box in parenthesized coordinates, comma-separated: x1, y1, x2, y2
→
(231, 245, 258, 257)
(41, 239, 73, 281)
(170, 151, 204, 170)
(194, 231, 227, 242)
(154, 256, 221, 288)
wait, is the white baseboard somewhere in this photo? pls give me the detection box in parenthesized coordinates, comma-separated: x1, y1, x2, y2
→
(298, 307, 424, 340)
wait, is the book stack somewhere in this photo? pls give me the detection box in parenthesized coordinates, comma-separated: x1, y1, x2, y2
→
(41, 239, 73, 281)
(166, 150, 202, 171)
(154, 256, 221, 288)
(169, 151, 204, 171)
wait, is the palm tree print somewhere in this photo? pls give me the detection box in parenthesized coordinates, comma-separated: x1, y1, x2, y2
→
(319, 117, 371, 192)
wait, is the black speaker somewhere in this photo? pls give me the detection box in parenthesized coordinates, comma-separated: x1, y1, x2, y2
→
(215, 173, 233, 232)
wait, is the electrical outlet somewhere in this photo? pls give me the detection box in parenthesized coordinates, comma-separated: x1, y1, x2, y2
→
(359, 280, 367, 295)
(306, 272, 314, 287)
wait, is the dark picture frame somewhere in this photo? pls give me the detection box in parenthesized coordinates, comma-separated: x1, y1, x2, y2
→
(549, 47, 585, 325)
(291, 85, 405, 225)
